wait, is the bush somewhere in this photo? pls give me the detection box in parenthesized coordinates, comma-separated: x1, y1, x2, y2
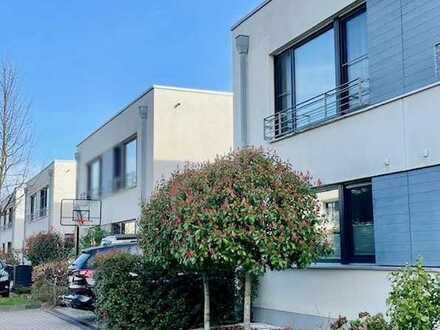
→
(94, 253, 238, 330)
(0, 250, 20, 265)
(388, 260, 440, 330)
(32, 260, 69, 305)
(330, 313, 390, 330)
(81, 226, 110, 249)
(24, 232, 73, 266)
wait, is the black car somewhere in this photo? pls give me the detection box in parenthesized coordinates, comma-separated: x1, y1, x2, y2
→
(0, 261, 10, 297)
(63, 242, 140, 309)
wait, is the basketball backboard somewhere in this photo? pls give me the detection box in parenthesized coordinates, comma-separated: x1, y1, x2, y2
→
(60, 199, 102, 227)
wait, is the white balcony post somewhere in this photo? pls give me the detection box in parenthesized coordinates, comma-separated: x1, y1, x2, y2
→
(235, 35, 250, 148)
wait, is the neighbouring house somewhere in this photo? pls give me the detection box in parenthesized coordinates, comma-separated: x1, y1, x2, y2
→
(0, 189, 25, 258)
(233, 0, 440, 328)
(76, 85, 233, 235)
(24, 160, 76, 242)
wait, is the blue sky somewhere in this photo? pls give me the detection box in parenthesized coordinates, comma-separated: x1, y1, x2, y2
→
(0, 0, 260, 171)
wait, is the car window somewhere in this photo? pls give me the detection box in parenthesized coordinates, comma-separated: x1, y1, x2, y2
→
(71, 253, 91, 270)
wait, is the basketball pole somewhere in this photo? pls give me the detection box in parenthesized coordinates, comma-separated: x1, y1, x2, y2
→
(75, 225, 80, 256)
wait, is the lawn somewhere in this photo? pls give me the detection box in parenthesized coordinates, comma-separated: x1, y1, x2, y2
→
(0, 295, 36, 306)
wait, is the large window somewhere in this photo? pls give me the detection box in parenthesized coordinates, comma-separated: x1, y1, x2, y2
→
(113, 137, 137, 191)
(317, 180, 375, 263)
(124, 138, 137, 189)
(39, 187, 48, 217)
(88, 158, 101, 199)
(273, 5, 368, 136)
(30, 194, 36, 220)
(7, 207, 13, 227)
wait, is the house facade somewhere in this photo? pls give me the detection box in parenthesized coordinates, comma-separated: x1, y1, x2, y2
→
(0, 189, 25, 257)
(76, 85, 233, 234)
(24, 160, 76, 241)
(233, 0, 440, 328)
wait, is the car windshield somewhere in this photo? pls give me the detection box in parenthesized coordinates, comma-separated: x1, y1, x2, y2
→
(71, 253, 91, 270)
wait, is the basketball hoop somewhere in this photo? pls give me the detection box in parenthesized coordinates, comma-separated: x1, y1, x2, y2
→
(60, 199, 102, 227)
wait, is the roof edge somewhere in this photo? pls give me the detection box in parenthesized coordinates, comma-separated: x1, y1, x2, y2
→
(77, 85, 232, 147)
(231, 0, 273, 31)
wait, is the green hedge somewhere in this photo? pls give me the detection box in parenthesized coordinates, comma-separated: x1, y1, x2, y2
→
(94, 253, 238, 330)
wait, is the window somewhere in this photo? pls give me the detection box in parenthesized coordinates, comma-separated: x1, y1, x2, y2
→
(7, 242, 11, 252)
(124, 138, 137, 189)
(318, 188, 341, 260)
(435, 43, 440, 79)
(39, 187, 48, 217)
(30, 194, 36, 220)
(273, 5, 368, 137)
(113, 137, 137, 191)
(344, 182, 375, 262)
(317, 180, 375, 264)
(7, 208, 13, 227)
(111, 220, 137, 235)
(88, 158, 101, 199)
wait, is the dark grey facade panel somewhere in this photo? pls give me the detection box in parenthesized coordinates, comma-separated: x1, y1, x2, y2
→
(372, 173, 411, 266)
(373, 166, 440, 267)
(367, 0, 440, 104)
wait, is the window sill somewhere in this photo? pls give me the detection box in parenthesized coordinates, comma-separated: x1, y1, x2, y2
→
(291, 263, 440, 273)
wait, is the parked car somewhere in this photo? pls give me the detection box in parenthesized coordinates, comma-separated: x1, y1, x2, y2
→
(0, 261, 10, 297)
(63, 242, 140, 309)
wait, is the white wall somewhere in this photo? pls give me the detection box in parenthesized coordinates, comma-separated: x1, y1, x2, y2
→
(76, 91, 152, 226)
(77, 86, 233, 229)
(152, 87, 233, 187)
(255, 268, 391, 321)
(232, 0, 440, 186)
(24, 161, 75, 240)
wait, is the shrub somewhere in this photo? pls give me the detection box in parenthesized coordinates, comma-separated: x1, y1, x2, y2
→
(32, 260, 69, 305)
(0, 249, 20, 265)
(80, 226, 110, 249)
(330, 313, 390, 330)
(387, 260, 440, 330)
(24, 232, 72, 266)
(94, 253, 237, 330)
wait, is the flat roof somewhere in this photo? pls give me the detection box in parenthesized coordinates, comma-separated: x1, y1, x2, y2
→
(231, 0, 273, 31)
(26, 160, 75, 185)
(77, 85, 232, 147)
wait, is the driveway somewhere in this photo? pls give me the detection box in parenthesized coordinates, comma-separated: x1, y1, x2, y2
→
(0, 308, 95, 330)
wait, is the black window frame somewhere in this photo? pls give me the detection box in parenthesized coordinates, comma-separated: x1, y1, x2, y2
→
(30, 194, 37, 220)
(318, 178, 375, 264)
(39, 187, 48, 217)
(273, 3, 367, 134)
(112, 135, 137, 192)
(87, 157, 102, 199)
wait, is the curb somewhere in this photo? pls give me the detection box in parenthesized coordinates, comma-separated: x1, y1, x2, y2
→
(47, 309, 98, 330)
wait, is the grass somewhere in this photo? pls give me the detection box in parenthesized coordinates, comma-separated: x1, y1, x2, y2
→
(0, 295, 36, 306)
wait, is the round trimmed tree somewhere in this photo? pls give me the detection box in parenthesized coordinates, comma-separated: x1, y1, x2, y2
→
(139, 148, 330, 330)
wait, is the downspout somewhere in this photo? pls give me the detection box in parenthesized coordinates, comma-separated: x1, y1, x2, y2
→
(138, 106, 148, 203)
(74, 152, 80, 200)
(48, 167, 54, 231)
(235, 35, 250, 147)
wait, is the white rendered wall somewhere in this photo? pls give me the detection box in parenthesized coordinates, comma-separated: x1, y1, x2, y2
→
(77, 86, 233, 228)
(24, 161, 75, 240)
(152, 87, 233, 188)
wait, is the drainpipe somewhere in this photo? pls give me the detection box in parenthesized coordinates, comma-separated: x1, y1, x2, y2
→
(48, 167, 54, 231)
(74, 152, 80, 200)
(138, 106, 148, 203)
(235, 35, 250, 148)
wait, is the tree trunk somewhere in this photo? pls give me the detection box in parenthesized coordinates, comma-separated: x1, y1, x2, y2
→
(243, 272, 252, 330)
(203, 273, 210, 330)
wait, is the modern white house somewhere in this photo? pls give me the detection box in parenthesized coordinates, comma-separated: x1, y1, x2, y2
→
(233, 0, 440, 328)
(0, 189, 25, 256)
(76, 85, 233, 235)
(24, 160, 76, 242)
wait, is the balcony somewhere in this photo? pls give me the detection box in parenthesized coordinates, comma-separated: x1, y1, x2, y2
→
(264, 79, 370, 141)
